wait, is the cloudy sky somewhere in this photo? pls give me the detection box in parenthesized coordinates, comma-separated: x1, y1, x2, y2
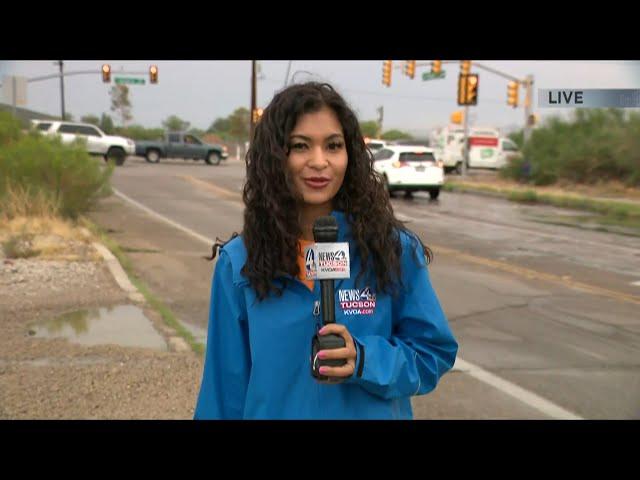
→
(1, 60, 639, 136)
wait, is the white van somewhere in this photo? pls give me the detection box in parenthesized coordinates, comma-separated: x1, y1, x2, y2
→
(431, 125, 465, 174)
(467, 128, 521, 169)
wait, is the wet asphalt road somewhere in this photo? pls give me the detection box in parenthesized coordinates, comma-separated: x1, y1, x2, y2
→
(109, 156, 640, 419)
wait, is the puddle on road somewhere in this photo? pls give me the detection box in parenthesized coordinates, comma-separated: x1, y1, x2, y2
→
(29, 305, 167, 350)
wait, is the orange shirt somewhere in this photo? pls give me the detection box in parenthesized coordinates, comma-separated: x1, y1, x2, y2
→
(297, 239, 315, 292)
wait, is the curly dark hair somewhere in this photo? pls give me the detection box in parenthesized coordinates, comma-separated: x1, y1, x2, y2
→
(211, 82, 432, 301)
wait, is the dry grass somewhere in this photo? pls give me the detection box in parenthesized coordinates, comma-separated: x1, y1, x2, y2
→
(454, 176, 640, 204)
(1, 182, 62, 219)
(0, 215, 100, 261)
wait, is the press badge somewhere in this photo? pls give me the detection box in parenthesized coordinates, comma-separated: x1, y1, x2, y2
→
(304, 242, 350, 280)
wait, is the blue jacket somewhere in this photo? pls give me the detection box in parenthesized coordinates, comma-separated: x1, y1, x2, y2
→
(194, 211, 458, 420)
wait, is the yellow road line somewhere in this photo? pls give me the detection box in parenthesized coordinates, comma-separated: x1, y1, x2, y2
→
(179, 175, 243, 203)
(432, 244, 640, 306)
(181, 174, 640, 306)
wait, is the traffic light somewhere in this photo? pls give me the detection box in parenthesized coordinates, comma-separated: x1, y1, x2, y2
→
(252, 108, 264, 124)
(403, 60, 416, 79)
(149, 65, 158, 84)
(382, 60, 392, 87)
(460, 60, 471, 75)
(102, 64, 111, 83)
(507, 81, 519, 107)
(465, 74, 478, 105)
(431, 60, 442, 75)
(457, 74, 479, 106)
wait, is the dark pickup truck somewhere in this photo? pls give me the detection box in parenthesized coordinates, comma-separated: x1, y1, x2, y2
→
(134, 132, 229, 165)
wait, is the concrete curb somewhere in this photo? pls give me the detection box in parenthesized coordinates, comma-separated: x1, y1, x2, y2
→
(92, 241, 146, 303)
(90, 238, 192, 354)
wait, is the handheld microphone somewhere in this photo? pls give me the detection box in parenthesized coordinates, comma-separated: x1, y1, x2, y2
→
(310, 215, 347, 383)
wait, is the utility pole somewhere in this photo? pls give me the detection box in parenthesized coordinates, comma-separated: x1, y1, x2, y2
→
(462, 104, 469, 176)
(250, 60, 257, 144)
(523, 74, 534, 143)
(284, 60, 293, 87)
(12, 76, 17, 117)
(58, 61, 66, 120)
(376, 105, 384, 138)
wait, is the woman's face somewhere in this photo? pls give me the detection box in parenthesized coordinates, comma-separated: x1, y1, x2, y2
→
(286, 106, 348, 209)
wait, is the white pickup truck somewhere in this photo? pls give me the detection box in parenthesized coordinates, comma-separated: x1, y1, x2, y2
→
(31, 120, 135, 166)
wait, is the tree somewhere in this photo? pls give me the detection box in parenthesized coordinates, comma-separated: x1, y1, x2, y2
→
(109, 85, 133, 126)
(114, 125, 164, 141)
(81, 115, 100, 126)
(359, 120, 379, 138)
(162, 115, 190, 132)
(227, 107, 250, 142)
(187, 127, 206, 138)
(99, 113, 115, 134)
(63, 112, 74, 121)
(381, 129, 413, 141)
(207, 117, 231, 134)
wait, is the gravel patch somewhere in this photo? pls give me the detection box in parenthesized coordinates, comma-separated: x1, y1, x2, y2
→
(0, 247, 203, 419)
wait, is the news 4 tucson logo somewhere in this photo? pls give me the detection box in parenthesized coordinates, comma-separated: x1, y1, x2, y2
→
(338, 287, 377, 316)
(304, 245, 317, 279)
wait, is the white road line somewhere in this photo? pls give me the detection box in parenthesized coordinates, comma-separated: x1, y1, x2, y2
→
(113, 188, 214, 247)
(452, 358, 584, 420)
(631, 281, 640, 287)
(114, 186, 585, 420)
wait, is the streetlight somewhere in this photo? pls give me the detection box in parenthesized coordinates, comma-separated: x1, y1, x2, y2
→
(289, 70, 317, 84)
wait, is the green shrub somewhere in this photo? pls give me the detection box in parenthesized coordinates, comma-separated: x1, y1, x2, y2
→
(503, 109, 640, 186)
(0, 111, 23, 146)
(0, 113, 113, 219)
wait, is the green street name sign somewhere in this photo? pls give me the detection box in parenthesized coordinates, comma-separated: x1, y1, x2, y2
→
(115, 77, 145, 85)
(422, 71, 446, 81)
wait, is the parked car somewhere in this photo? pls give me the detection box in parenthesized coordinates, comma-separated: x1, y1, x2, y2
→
(373, 145, 444, 199)
(31, 120, 135, 165)
(364, 138, 389, 154)
(134, 132, 229, 165)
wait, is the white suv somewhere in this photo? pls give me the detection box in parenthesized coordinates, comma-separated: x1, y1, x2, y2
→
(31, 120, 135, 165)
(373, 146, 444, 200)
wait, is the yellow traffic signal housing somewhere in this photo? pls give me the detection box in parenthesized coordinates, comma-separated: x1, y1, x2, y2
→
(382, 60, 392, 87)
(507, 81, 519, 107)
(252, 108, 264, 124)
(457, 74, 478, 106)
(403, 60, 416, 79)
(431, 60, 442, 74)
(457, 75, 466, 105)
(460, 60, 471, 75)
(149, 65, 158, 84)
(465, 74, 478, 105)
(102, 64, 111, 83)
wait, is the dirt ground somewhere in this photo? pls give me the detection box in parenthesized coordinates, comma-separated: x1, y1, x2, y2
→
(0, 223, 203, 420)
